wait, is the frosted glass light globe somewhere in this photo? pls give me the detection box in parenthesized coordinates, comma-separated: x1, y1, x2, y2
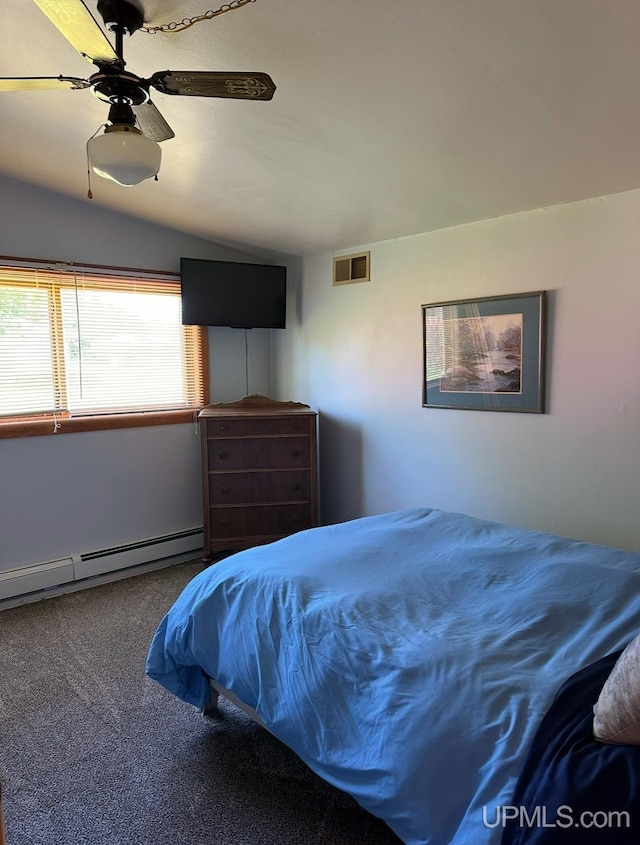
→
(88, 124, 161, 186)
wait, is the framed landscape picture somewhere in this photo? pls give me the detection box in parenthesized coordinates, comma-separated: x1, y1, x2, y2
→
(422, 291, 546, 413)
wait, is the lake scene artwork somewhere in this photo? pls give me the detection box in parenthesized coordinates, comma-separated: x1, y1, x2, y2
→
(434, 312, 523, 394)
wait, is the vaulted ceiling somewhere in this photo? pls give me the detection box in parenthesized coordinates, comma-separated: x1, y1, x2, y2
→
(2, 0, 640, 256)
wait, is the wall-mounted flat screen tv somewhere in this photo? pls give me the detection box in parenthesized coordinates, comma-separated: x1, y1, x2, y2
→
(180, 258, 287, 329)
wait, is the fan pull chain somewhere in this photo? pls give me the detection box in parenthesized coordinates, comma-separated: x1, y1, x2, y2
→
(140, 0, 257, 34)
(85, 125, 106, 200)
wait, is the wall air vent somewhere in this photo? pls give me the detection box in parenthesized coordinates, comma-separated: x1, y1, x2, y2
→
(333, 251, 370, 286)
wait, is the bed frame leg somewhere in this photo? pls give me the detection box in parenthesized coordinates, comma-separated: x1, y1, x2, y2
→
(201, 686, 220, 719)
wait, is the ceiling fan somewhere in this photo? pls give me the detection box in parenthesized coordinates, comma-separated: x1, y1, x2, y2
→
(0, 0, 276, 187)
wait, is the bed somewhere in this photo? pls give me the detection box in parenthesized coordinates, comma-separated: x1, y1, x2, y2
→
(146, 507, 640, 845)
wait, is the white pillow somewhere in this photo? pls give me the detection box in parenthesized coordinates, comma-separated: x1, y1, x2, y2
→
(593, 633, 640, 745)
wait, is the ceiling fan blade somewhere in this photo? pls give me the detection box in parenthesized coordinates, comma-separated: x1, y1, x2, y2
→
(132, 102, 176, 142)
(32, 0, 118, 64)
(0, 75, 91, 92)
(148, 71, 276, 101)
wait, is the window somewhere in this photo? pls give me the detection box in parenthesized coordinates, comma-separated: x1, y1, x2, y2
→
(0, 262, 208, 438)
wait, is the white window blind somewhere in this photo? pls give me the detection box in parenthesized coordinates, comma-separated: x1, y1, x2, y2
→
(0, 265, 206, 420)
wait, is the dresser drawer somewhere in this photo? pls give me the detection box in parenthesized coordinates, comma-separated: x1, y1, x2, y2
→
(206, 416, 310, 438)
(210, 504, 312, 539)
(210, 470, 310, 504)
(208, 437, 310, 470)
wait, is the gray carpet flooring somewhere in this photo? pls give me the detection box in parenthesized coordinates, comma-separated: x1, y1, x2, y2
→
(0, 561, 402, 844)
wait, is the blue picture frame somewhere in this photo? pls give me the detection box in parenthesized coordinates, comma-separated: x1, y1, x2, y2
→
(422, 291, 546, 413)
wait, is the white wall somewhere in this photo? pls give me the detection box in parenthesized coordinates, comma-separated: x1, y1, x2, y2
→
(0, 177, 278, 571)
(274, 190, 640, 552)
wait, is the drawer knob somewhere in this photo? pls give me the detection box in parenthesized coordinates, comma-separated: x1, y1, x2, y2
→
(219, 424, 228, 431)
(291, 516, 302, 524)
(291, 449, 301, 457)
(218, 451, 229, 460)
(220, 486, 231, 494)
(291, 422, 299, 430)
(221, 520, 231, 528)
(291, 482, 301, 491)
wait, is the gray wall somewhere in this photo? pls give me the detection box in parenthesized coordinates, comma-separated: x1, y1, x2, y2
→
(274, 189, 640, 552)
(0, 177, 277, 571)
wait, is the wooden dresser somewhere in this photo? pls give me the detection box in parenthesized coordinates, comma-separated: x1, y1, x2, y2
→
(199, 395, 318, 559)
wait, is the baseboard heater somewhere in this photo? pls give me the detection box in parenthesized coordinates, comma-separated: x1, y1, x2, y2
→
(0, 528, 204, 602)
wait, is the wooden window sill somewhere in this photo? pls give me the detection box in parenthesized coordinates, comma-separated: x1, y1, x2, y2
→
(0, 409, 201, 440)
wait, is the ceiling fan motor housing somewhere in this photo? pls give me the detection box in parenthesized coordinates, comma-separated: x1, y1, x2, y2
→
(91, 70, 150, 105)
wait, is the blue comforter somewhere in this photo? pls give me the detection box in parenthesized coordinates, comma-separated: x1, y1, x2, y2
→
(146, 508, 640, 845)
